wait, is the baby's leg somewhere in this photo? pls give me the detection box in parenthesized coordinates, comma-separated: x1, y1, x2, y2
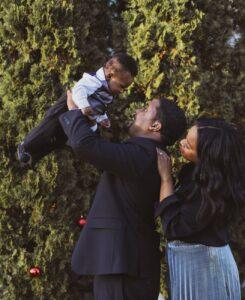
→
(18, 93, 68, 166)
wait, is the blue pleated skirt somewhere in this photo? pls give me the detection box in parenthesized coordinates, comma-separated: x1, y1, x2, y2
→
(166, 241, 241, 300)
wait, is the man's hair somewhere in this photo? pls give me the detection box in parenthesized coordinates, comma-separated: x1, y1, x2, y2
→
(156, 98, 187, 146)
(111, 53, 138, 77)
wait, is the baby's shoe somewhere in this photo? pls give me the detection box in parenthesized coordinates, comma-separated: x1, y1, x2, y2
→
(17, 142, 32, 167)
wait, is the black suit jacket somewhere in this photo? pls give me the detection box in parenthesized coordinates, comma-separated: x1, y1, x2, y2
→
(59, 110, 164, 277)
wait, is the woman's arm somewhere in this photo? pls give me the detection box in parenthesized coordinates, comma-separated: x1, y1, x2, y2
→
(155, 156, 214, 239)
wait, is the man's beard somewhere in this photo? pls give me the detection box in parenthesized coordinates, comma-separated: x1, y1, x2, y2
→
(128, 122, 140, 137)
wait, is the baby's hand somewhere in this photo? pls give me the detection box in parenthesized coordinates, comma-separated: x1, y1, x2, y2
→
(81, 106, 94, 115)
(100, 119, 111, 128)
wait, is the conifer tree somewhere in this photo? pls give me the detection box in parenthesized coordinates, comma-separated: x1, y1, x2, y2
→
(124, 1, 203, 296)
(0, 0, 111, 298)
(194, 0, 245, 292)
(124, 0, 245, 297)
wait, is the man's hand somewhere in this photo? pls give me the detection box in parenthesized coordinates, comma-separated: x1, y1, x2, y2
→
(99, 119, 111, 128)
(67, 90, 78, 110)
(67, 90, 93, 115)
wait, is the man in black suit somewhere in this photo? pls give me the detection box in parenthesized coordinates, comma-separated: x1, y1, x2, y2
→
(59, 92, 186, 300)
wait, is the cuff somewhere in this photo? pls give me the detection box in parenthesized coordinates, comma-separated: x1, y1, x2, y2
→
(90, 123, 98, 132)
(154, 194, 180, 218)
(96, 114, 108, 123)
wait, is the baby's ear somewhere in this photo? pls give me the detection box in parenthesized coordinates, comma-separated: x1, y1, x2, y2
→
(107, 67, 117, 79)
(105, 72, 113, 80)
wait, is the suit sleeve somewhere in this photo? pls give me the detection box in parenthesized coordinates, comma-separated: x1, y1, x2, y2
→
(59, 109, 149, 177)
(155, 193, 214, 239)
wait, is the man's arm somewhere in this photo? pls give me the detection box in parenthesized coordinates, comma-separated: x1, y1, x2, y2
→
(59, 109, 148, 177)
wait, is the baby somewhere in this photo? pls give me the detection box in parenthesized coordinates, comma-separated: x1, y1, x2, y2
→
(17, 53, 138, 166)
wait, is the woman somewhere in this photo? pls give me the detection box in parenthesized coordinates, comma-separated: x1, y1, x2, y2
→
(155, 118, 244, 300)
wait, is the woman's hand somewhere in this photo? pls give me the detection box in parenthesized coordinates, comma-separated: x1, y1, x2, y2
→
(156, 148, 172, 181)
(156, 148, 174, 201)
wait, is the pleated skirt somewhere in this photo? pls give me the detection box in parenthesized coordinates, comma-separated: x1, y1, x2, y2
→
(166, 241, 241, 300)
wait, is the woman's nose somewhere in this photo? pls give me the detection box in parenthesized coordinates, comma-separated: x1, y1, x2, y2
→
(180, 139, 186, 147)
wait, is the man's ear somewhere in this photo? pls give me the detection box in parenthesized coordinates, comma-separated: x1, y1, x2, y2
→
(149, 120, 162, 132)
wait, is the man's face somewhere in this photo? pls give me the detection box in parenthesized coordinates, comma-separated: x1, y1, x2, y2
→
(129, 99, 161, 136)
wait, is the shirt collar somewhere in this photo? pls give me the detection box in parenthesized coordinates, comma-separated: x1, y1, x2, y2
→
(96, 67, 106, 80)
(96, 67, 109, 89)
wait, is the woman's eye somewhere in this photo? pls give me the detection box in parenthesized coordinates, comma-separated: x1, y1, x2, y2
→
(182, 141, 190, 149)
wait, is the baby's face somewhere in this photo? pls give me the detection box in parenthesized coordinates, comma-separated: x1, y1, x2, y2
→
(106, 59, 134, 95)
(108, 70, 133, 95)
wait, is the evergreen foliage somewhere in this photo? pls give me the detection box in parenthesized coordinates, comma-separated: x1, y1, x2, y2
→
(194, 0, 245, 293)
(0, 0, 111, 298)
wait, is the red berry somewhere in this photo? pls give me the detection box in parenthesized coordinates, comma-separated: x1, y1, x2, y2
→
(77, 217, 87, 227)
(29, 267, 41, 277)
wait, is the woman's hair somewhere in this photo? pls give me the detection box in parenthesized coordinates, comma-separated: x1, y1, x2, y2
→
(192, 118, 245, 223)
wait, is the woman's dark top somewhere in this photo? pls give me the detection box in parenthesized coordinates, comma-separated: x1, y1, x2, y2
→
(155, 163, 230, 247)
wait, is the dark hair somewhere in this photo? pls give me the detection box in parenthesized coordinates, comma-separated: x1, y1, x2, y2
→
(112, 53, 138, 77)
(156, 98, 187, 146)
(192, 118, 245, 223)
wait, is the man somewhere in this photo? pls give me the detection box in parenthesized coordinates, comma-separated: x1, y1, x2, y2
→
(59, 91, 186, 300)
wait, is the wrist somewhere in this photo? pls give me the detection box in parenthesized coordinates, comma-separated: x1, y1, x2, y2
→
(160, 176, 173, 183)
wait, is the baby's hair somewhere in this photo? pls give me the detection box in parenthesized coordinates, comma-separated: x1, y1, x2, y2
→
(106, 53, 138, 77)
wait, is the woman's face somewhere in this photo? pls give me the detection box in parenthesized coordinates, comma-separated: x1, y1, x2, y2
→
(179, 125, 198, 162)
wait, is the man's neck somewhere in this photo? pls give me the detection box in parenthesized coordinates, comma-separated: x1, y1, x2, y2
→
(130, 132, 161, 143)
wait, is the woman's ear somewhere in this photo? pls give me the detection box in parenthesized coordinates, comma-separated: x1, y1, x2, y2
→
(149, 120, 162, 132)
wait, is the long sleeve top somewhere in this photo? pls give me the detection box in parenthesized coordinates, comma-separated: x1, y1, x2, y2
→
(155, 163, 230, 247)
(72, 67, 114, 123)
